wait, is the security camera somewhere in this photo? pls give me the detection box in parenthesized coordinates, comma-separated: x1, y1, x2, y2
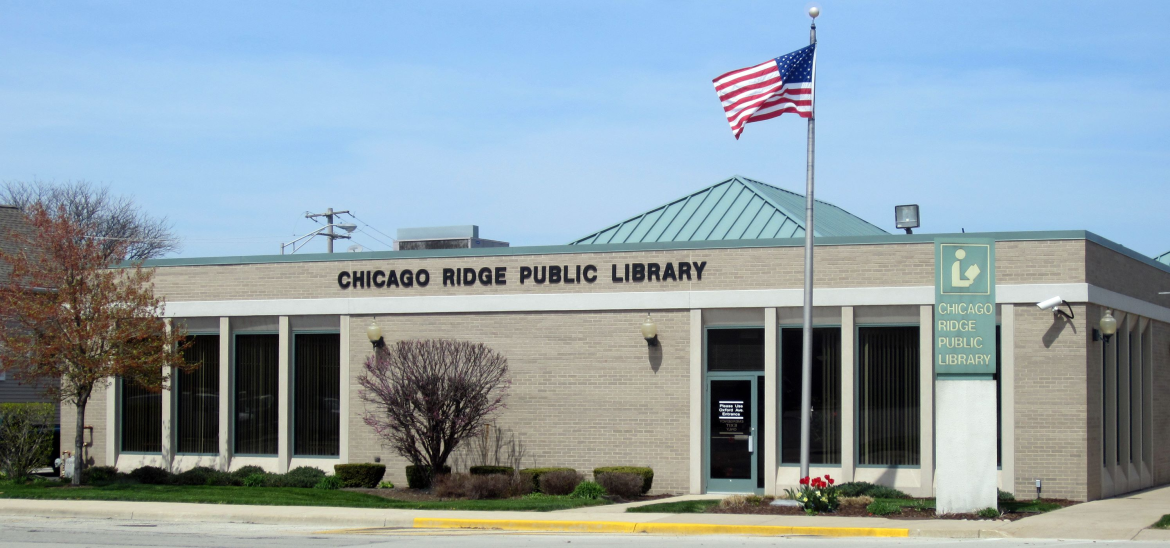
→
(1037, 296, 1074, 320)
(1036, 296, 1063, 311)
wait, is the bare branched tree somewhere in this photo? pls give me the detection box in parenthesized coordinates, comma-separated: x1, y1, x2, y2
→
(1, 180, 178, 260)
(358, 339, 510, 487)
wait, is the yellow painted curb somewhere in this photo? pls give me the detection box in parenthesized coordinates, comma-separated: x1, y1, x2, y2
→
(413, 517, 909, 537)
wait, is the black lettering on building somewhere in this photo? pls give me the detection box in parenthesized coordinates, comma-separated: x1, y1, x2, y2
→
(662, 262, 677, 281)
(338, 271, 351, 289)
(584, 265, 598, 283)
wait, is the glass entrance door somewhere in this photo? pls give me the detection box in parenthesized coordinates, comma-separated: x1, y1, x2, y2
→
(707, 376, 758, 493)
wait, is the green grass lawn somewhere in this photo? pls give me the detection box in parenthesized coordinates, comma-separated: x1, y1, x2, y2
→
(1153, 515, 1170, 529)
(0, 482, 608, 511)
(627, 500, 720, 513)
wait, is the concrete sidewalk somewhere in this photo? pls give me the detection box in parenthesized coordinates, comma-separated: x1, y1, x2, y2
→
(1, 487, 1167, 540)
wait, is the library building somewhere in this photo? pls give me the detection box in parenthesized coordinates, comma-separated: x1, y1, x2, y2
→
(65, 176, 1170, 501)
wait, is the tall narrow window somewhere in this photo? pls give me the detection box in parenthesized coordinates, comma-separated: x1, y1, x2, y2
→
(781, 327, 841, 464)
(294, 333, 340, 456)
(177, 335, 220, 454)
(1130, 331, 1136, 464)
(995, 326, 1002, 468)
(1116, 331, 1121, 465)
(857, 326, 920, 466)
(235, 334, 279, 455)
(121, 379, 161, 453)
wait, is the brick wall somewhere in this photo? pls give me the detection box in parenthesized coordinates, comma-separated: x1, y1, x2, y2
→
(346, 310, 692, 493)
(59, 381, 109, 468)
(1012, 304, 1090, 500)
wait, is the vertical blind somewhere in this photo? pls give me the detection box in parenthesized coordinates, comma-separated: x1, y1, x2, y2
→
(781, 328, 841, 464)
(177, 335, 219, 454)
(121, 379, 161, 453)
(858, 326, 920, 466)
(294, 333, 340, 456)
(235, 334, 279, 455)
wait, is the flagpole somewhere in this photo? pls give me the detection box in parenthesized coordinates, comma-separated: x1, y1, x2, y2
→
(798, 6, 819, 482)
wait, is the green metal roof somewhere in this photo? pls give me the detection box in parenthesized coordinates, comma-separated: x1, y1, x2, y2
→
(1157, 250, 1170, 266)
(568, 175, 887, 245)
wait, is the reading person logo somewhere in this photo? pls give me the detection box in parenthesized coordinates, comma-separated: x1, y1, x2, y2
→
(940, 244, 990, 295)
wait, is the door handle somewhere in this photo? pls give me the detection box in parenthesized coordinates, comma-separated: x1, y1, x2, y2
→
(748, 435, 753, 453)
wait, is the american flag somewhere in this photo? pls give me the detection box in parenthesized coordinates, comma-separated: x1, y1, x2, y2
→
(713, 44, 815, 139)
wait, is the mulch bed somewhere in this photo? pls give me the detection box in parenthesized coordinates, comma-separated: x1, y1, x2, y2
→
(710, 498, 1079, 521)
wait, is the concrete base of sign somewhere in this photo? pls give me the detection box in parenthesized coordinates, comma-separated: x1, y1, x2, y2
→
(935, 379, 998, 515)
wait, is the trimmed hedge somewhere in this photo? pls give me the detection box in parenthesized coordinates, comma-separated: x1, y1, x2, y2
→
(469, 466, 514, 476)
(519, 467, 575, 492)
(231, 465, 266, 481)
(593, 467, 653, 494)
(334, 463, 386, 488)
(129, 466, 171, 485)
(82, 465, 119, 485)
(835, 481, 911, 499)
(405, 465, 451, 489)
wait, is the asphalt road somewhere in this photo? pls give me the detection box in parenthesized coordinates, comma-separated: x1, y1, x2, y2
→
(1, 516, 1168, 548)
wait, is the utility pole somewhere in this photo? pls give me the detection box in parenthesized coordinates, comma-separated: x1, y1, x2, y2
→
(306, 208, 351, 253)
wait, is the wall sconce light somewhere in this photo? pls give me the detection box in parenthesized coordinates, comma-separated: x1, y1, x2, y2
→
(640, 313, 659, 347)
(83, 426, 93, 447)
(1098, 309, 1117, 343)
(367, 320, 385, 349)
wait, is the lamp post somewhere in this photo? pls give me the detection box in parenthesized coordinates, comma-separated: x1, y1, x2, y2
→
(367, 320, 385, 349)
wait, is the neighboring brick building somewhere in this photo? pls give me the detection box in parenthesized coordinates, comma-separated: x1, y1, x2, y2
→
(0, 205, 60, 436)
(65, 177, 1170, 501)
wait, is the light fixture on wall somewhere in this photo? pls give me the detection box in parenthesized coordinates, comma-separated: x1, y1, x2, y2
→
(1094, 309, 1118, 343)
(640, 314, 659, 347)
(367, 320, 385, 349)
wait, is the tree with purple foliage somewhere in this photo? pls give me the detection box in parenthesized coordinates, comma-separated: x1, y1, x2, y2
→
(358, 339, 510, 487)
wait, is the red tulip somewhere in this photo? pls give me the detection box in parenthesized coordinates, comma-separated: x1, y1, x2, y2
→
(799, 476, 809, 485)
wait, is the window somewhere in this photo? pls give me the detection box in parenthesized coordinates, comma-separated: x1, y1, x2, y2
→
(294, 333, 340, 456)
(781, 327, 841, 464)
(121, 379, 162, 453)
(857, 326, 919, 466)
(177, 335, 220, 454)
(707, 329, 764, 371)
(235, 334, 279, 455)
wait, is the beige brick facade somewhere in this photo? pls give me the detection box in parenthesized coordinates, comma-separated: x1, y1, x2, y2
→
(345, 311, 691, 492)
(79, 233, 1169, 501)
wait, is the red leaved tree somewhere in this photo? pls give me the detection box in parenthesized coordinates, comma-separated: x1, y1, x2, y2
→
(0, 204, 190, 484)
(358, 339, 510, 487)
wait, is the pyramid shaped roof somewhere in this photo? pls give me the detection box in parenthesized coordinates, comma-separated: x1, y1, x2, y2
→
(569, 175, 887, 245)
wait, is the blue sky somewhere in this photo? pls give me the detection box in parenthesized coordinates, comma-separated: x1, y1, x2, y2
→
(1, 1, 1167, 258)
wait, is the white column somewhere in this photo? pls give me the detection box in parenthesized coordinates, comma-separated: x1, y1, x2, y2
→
(764, 307, 778, 496)
(840, 307, 855, 483)
(106, 377, 118, 468)
(919, 305, 935, 497)
(339, 315, 350, 464)
(689, 308, 703, 494)
(278, 315, 291, 473)
(161, 319, 174, 470)
(218, 317, 231, 470)
(1000, 304, 1016, 497)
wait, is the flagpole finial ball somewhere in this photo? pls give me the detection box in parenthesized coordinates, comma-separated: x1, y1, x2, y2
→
(808, 6, 820, 18)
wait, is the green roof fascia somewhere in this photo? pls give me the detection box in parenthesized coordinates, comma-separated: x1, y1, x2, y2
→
(127, 229, 1170, 277)
(1157, 250, 1170, 266)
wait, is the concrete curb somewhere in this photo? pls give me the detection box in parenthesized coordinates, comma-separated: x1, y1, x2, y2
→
(413, 517, 911, 537)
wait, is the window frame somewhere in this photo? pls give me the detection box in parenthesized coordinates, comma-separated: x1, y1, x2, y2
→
(174, 332, 221, 457)
(291, 330, 342, 458)
(231, 331, 281, 457)
(854, 322, 921, 469)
